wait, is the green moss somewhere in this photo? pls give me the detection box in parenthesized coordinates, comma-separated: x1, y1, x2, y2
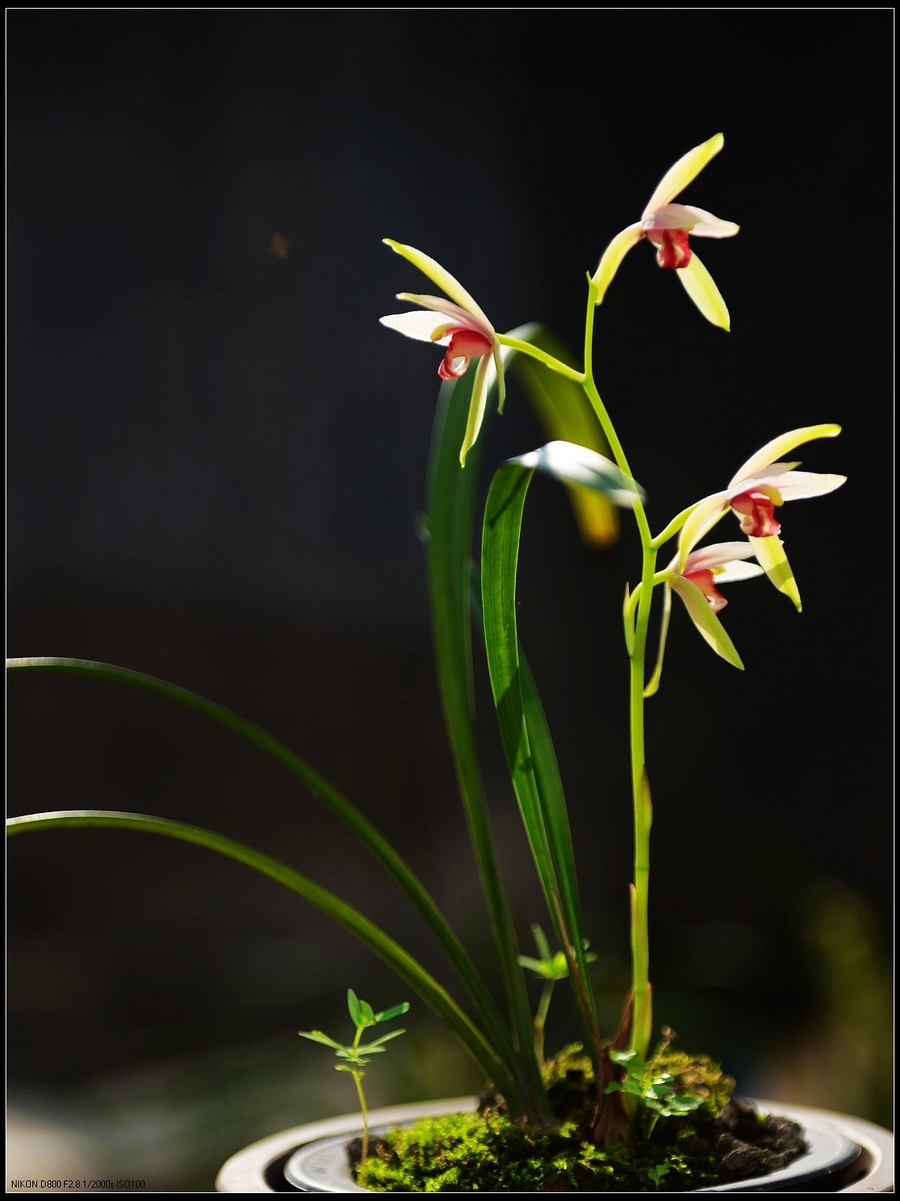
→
(354, 1110, 718, 1192)
(350, 1045, 790, 1190)
(541, 1042, 594, 1125)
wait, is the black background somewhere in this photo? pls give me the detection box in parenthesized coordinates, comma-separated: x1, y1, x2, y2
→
(8, 9, 891, 1189)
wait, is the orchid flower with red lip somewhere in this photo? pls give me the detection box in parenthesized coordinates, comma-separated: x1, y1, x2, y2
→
(641, 541, 763, 694)
(675, 424, 846, 612)
(380, 239, 504, 466)
(592, 133, 739, 330)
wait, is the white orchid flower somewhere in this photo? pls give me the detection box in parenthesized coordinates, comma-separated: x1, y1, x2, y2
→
(592, 133, 739, 330)
(380, 239, 504, 466)
(676, 424, 846, 612)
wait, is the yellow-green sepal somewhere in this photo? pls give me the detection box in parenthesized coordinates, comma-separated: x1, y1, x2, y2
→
(644, 133, 725, 213)
(749, 535, 802, 611)
(665, 571, 745, 668)
(459, 352, 492, 466)
(623, 583, 635, 657)
(731, 424, 842, 486)
(643, 582, 673, 698)
(677, 251, 731, 330)
(382, 239, 492, 330)
(591, 223, 643, 304)
(676, 495, 729, 572)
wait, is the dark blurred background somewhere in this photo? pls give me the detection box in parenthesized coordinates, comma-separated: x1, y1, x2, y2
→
(8, 10, 891, 1190)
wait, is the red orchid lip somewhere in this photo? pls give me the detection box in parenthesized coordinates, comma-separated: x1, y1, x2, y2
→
(437, 329, 494, 380)
(683, 568, 727, 612)
(646, 228, 692, 271)
(730, 491, 782, 539)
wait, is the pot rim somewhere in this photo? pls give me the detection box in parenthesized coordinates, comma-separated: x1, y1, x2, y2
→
(216, 1096, 894, 1194)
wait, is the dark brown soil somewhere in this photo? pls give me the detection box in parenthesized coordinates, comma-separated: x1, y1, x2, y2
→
(653, 1094, 808, 1184)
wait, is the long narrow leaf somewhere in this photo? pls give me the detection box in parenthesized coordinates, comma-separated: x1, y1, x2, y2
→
(5, 656, 511, 1068)
(470, 571, 592, 1022)
(426, 360, 549, 1118)
(481, 461, 599, 1054)
(6, 809, 521, 1105)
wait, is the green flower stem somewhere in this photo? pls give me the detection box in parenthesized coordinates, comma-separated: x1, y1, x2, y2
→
(583, 279, 656, 1061)
(534, 979, 554, 1069)
(649, 502, 702, 550)
(494, 334, 586, 383)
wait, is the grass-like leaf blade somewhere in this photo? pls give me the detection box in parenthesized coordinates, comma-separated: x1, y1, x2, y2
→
(425, 352, 550, 1120)
(6, 809, 522, 1107)
(5, 655, 510, 1072)
(481, 459, 600, 1053)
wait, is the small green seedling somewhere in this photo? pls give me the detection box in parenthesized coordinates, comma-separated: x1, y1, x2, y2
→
(605, 1048, 704, 1137)
(299, 989, 409, 1164)
(647, 1162, 671, 1189)
(517, 924, 597, 1068)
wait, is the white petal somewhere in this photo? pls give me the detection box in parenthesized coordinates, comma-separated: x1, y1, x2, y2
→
(643, 133, 725, 216)
(734, 469, 847, 501)
(738, 461, 800, 480)
(675, 205, 739, 237)
(383, 239, 494, 330)
(396, 293, 491, 335)
(516, 441, 645, 506)
(682, 541, 758, 574)
(714, 560, 765, 584)
(729, 424, 841, 488)
(642, 204, 738, 238)
(379, 310, 455, 344)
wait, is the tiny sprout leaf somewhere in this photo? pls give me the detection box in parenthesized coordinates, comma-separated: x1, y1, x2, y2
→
(532, 923, 552, 963)
(359, 999, 377, 1027)
(359, 1028, 406, 1051)
(648, 1163, 671, 1189)
(347, 988, 362, 1027)
(516, 954, 549, 977)
(375, 1001, 410, 1023)
(298, 1029, 345, 1051)
(610, 1048, 639, 1064)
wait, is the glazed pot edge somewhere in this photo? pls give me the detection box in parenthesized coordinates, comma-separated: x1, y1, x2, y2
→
(215, 1097, 894, 1194)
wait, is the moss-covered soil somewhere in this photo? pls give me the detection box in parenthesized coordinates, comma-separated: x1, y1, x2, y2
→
(350, 1046, 807, 1192)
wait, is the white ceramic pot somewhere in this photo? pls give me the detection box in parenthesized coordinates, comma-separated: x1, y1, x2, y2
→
(216, 1096, 894, 1193)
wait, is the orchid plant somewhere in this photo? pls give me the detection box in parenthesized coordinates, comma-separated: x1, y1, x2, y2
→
(7, 135, 845, 1146)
